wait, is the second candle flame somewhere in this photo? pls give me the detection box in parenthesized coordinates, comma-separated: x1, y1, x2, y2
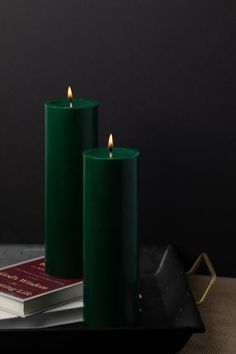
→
(108, 134, 113, 158)
(67, 86, 73, 100)
(67, 86, 73, 107)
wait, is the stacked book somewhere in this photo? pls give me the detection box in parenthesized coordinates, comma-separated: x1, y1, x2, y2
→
(0, 257, 83, 329)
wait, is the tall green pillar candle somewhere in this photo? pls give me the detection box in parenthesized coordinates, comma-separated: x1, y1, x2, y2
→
(83, 140, 140, 327)
(45, 90, 98, 278)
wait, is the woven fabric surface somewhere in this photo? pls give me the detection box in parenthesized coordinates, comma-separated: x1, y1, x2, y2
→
(180, 275, 236, 353)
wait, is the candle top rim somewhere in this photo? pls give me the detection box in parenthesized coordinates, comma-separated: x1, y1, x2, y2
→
(83, 147, 140, 160)
(45, 99, 98, 109)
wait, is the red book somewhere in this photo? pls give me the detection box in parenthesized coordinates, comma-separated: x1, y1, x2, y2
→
(0, 257, 83, 317)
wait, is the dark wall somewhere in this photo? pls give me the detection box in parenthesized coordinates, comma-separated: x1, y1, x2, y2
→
(0, 0, 235, 276)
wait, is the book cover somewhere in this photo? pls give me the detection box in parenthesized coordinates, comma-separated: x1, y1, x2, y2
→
(0, 257, 83, 317)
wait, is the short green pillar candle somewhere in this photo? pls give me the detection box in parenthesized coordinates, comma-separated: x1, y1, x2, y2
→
(45, 88, 98, 278)
(83, 136, 140, 327)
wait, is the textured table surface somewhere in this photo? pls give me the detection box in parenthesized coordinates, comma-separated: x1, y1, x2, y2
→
(180, 274, 236, 353)
(0, 245, 235, 353)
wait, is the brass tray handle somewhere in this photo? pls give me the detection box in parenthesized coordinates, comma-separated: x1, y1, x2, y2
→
(186, 253, 216, 305)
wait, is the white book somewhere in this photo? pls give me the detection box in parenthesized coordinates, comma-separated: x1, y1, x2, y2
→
(0, 299, 83, 329)
(0, 256, 83, 317)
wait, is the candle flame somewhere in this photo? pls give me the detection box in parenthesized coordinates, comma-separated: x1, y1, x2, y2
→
(108, 134, 113, 151)
(67, 86, 73, 100)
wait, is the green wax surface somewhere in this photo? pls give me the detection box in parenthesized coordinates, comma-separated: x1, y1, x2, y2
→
(45, 99, 98, 109)
(45, 99, 98, 278)
(83, 147, 139, 160)
(83, 147, 140, 327)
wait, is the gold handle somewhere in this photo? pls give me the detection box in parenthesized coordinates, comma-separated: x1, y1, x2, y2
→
(186, 253, 216, 305)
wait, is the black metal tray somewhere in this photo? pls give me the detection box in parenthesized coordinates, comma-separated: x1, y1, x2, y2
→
(0, 245, 206, 353)
(138, 245, 205, 352)
(38, 245, 205, 353)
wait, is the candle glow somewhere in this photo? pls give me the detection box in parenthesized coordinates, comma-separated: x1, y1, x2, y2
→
(67, 86, 73, 108)
(108, 134, 113, 158)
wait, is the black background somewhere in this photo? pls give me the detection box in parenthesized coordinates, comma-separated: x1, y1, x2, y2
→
(0, 0, 235, 276)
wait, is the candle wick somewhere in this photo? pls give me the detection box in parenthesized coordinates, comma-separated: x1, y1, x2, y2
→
(69, 99, 73, 108)
(109, 151, 112, 158)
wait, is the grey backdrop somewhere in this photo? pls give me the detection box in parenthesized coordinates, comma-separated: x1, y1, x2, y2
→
(0, 0, 235, 276)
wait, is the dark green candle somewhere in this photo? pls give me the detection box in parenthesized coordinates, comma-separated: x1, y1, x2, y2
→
(45, 89, 98, 278)
(83, 138, 140, 327)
